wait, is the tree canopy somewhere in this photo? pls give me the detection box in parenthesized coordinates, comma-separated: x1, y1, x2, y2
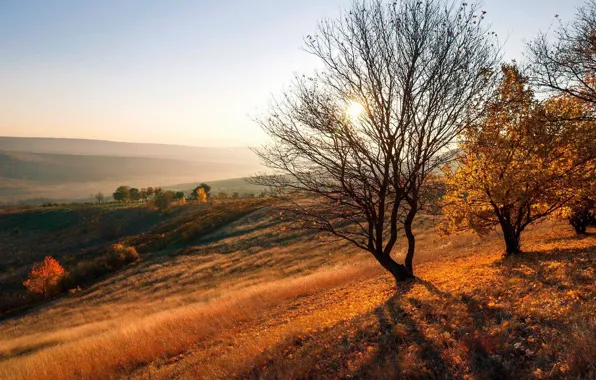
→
(441, 64, 596, 254)
(250, 0, 499, 281)
(191, 183, 212, 199)
(113, 186, 131, 202)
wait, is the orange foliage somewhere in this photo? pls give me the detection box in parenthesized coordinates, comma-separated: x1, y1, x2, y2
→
(23, 256, 66, 297)
(195, 188, 208, 203)
(441, 64, 596, 254)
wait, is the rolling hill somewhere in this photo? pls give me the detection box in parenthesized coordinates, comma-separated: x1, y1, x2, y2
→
(0, 137, 264, 203)
(0, 137, 260, 164)
(0, 200, 594, 379)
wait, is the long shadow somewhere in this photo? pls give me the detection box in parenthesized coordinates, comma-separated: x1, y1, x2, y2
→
(237, 280, 462, 379)
(412, 277, 514, 378)
(413, 277, 455, 300)
(178, 222, 320, 256)
(350, 289, 455, 379)
(493, 245, 596, 289)
(190, 216, 284, 246)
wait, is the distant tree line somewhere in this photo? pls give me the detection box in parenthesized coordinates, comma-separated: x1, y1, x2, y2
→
(111, 186, 185, 203)
(97, 182, 268, 212)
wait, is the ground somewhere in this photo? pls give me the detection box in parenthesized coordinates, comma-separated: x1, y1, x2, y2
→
(0, 201, 594, 379)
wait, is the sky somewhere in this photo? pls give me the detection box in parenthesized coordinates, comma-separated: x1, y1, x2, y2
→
(0, 0, 586, 147)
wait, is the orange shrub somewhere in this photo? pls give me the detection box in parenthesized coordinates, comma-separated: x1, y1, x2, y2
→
(196, 188, 208, 203)
(23, 256, 66, 297)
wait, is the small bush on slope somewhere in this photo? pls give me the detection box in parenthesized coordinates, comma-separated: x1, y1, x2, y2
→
(107, 243, 139, 268)
(23, 256, 66, 298)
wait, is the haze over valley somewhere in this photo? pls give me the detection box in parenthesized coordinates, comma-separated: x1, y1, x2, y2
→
(0, 137, 262, 203)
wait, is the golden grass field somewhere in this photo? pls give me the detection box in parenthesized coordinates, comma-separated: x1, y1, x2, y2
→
(0, 200, 594, 379)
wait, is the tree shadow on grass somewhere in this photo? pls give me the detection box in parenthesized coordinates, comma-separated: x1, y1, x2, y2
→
(236, 280, 466, 379)
(414, 277, 455, 300)
(349, 291, 454, 379)
(493, 245, 595, 289)
(410, 277, 513, 379)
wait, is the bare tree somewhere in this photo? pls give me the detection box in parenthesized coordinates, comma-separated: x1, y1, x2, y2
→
(95, 192, 105, 204)
(527, 0, 596, 105)
(249, 0, 499, 282)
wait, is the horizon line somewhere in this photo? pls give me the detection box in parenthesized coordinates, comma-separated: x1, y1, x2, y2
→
(0, 135, 256, 150)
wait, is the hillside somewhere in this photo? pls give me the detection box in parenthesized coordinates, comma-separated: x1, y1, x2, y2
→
(0, 137, 264, 203)
(0, 199, 272, 315)
(0, 137, 260, 164)
(0, 201, 593, 379)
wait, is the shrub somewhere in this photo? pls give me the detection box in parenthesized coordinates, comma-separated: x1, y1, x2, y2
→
(23, 256, 67, 297)
(196, 188, 208, 203)
(154, 191, 175, 212)
(108, 244, 139, 267)
(62, 245, 139, 292)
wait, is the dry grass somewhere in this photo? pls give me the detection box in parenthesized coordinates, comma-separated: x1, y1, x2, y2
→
(0, 203, 593, 379)
(0, 263, 376, 380)
(128, 223, 595, 380)
(0, 199, 269, 314)
(217, 225, 596, 380)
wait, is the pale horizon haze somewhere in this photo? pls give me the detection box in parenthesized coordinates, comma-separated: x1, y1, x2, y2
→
(0, 0, 585, 148)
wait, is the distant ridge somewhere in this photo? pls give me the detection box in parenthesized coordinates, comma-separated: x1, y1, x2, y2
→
(0, 137, 264, 203)
(0, 137, 259, 164)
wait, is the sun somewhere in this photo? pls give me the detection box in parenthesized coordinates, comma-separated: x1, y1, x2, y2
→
(347, 101, 365, 120)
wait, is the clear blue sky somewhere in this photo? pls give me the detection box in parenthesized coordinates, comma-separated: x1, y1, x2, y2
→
(0, 0, 585, 147)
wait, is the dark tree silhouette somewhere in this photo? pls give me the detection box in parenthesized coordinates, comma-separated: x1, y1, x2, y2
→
(140, 188, 149, 202)
(249, 0, 499, 282)
(113, 186, 131, 202)
(94, 192, 105, 204)
(569, 198, 596, 234)
(146, 187, 155, 200)
(129, 188, 140, 202)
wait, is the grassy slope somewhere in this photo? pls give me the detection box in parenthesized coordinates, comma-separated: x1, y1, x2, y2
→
(133, 224, 595, 380)
(0, 203, 594, 379)
(0, 199, 269, 315)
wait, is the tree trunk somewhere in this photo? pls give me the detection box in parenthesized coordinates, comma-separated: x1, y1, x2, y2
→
(569, 207, 589, 235)
(404, 214, 416, 276)
(373, 252, 414, 284)
(570, 220, 587, 235)
(503, 226, 521, 256)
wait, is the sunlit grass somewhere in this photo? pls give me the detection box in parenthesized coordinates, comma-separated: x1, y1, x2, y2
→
(0, 203, 593, 379)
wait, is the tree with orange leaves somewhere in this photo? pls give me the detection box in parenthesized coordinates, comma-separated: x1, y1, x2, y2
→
(23, 256, 67, 297)
(195, 188, 208, 203)
(441, 64, 596, 255)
